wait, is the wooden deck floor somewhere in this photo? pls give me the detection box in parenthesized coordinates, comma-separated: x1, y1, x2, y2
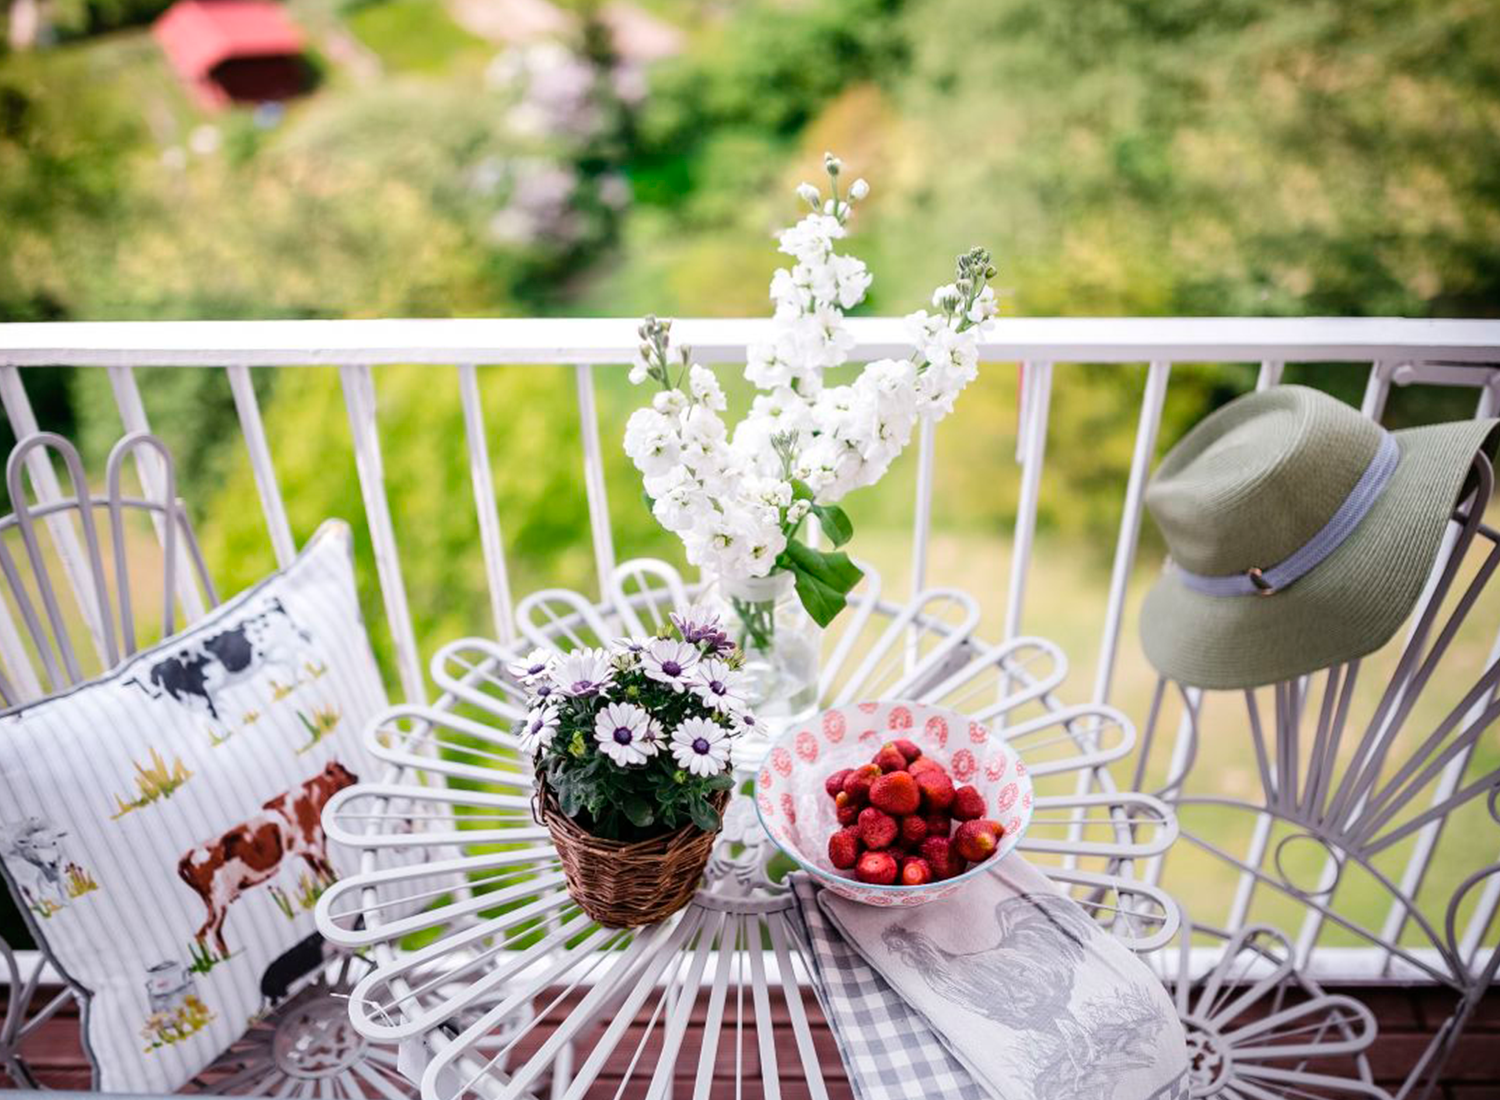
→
(4, 983, 1497, 1096)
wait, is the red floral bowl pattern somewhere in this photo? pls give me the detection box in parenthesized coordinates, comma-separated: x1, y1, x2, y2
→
(753, 700, 1034, 907)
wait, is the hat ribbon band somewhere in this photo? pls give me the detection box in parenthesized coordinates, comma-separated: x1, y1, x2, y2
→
(1176, 430, 1400, 598)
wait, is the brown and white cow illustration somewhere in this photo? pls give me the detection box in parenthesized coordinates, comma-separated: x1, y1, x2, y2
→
(177, 761, 356, 957)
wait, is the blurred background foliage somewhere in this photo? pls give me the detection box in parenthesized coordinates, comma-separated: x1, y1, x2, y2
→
(1, 0, 1497, 684)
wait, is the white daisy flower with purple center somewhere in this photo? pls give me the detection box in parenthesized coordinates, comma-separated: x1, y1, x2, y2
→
(733, 709, 762, 737)
(692, 658, 745, 714)
(593, 702, 660, 766)
(508, 647, 555, 685)
(551, 648, 615, 698)
(670, 716, 731, 777)
(641, 638, 700, 692)
(518, 705, 559, 754)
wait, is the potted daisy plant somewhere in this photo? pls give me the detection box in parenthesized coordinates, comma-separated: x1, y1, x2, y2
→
(513, 606, 753, 927)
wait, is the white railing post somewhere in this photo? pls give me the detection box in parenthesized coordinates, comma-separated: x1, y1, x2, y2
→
(340, 364, 428, 705)
(458, 364, 517, 647)
(574, 363, 616, 598)
(226, 364, 296, 569)
(1004, 360, 1051, 642)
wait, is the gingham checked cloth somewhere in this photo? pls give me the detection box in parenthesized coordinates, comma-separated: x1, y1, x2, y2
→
(788, 864, 1189, 1100)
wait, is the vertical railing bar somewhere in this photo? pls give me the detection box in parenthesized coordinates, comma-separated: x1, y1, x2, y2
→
(910, 418, 935, 598)
(0, 579, 42, 702)
(458, 364, 517, 646)
(1255, 360, 1284, 390)
(907, 417, 936, 673)
(1003, 361, 1051, 643)
(0, 365, 110, 662)
(105, 364, 208, 622)
(574, 364, 616, 597)
(1092, 361, 1170, 706)
(225, 364, 296, 569)
(339, 364, 428, 705)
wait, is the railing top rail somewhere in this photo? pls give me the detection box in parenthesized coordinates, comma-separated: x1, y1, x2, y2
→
(1, 316, 1499, 366)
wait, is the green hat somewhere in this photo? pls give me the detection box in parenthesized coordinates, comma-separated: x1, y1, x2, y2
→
(1140, 385, 1498, 690)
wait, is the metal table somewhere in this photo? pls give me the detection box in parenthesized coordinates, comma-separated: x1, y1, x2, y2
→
(315, 561, 1181, 1100)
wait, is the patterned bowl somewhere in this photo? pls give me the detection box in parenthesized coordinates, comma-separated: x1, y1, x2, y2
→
(753, 700, 1033, 907)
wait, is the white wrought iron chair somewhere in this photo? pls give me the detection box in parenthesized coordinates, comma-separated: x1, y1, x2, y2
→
(0, 431, 420, 1095)
(1137, 451, 1500, 1099)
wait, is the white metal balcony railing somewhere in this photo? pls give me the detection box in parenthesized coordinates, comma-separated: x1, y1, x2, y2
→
(0, 315, 1498, 991)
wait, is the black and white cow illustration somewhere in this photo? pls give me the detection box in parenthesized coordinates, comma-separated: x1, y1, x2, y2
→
(2, 818, 70, 908)
(124, 598, 314, 723)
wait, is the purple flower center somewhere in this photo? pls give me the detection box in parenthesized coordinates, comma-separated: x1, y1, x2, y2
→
(572, 681, 594, 694)
(528, 664, 545, 676)
(613, 727, 634, 744)
(709, 680, 725, 694)
(692, 737, 711, 754)
(662, 661, 682, 677)
(535, 684, 553, 697)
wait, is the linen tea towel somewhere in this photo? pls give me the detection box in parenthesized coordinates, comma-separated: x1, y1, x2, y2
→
(787, 874, 989, 1100)
(818, 856, 1190, 1100)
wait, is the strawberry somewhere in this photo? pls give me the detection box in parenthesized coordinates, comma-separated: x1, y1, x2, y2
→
(841, 763, 881, 804)
(952, 784, 985, 821)
(855, 849, 898, 885)
(870, 771, 921, 815)
(857, 806, 898, 849)
(828, 827, 861, 869)
(899, 857, 933, 886)
(914, 768, 955, 812)
(917, 836, 967, 881)
(922, 811, 952, 839)
(835, 791, 861, 826)
(892, 738, 923, 762)
(907, 757, 944, 779)
(825, 768, 853, 798)
(898, 814, 928, 848)
(873, 744, 908, 773)
(953, 819, 1002, 862)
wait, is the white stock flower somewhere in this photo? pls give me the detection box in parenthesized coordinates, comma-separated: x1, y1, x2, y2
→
(652, 389, 688, 416)
(594, 702, 660, 766)
(670, 716, 731, 776)
(796, 182, 821, 207)
(848, 177, 869, 200)
(624, 407, 680, 478)
(688, 364, 727, 411)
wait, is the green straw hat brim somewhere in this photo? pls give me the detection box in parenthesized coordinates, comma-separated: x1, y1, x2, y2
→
(1141, 418, 1499, 690)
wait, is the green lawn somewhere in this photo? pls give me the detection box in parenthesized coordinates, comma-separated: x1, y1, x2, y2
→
(344, 0, 489, 74)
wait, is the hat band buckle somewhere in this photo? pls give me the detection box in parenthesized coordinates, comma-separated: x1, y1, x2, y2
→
(1175, 430, 1400, 599)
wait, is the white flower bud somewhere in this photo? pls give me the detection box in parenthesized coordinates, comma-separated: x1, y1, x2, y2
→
(849, 178, 869, 200)
(796, 182, 820, 208)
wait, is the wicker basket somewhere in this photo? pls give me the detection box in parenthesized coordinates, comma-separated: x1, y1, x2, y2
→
(536, 785, 730, 928)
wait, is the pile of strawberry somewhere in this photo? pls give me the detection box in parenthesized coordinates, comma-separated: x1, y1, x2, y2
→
(824, 738, 1004, 886)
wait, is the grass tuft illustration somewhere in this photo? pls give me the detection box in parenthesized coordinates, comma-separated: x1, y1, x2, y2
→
(111, 749, 193, 818)
(295, 705, 342, 754)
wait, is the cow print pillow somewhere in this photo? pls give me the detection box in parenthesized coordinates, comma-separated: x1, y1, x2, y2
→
(0, 520, 389, 1093)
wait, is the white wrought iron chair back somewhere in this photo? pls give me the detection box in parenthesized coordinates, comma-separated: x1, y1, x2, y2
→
(0, 432, 418, 1096)
(1138, 452, 1500, 1099)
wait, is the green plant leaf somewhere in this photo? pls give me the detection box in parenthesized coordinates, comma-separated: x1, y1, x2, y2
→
(779, 540, 864, 627)
(705, 773, 736, 791)
(810, 502, 853, 547)
(689, 794, 722, 832)
(622, 794, 655, 828)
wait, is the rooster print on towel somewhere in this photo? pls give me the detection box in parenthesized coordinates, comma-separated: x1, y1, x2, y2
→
(882, 893, 1168, 1100)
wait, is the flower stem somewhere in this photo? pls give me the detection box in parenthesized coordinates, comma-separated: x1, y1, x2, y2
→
(729, 596, 775, 654)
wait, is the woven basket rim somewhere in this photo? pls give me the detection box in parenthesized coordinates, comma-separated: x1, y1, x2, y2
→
(536, 783, 731, 851)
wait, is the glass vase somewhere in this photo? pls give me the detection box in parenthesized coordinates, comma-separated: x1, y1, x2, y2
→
(711, 571, 820, 757)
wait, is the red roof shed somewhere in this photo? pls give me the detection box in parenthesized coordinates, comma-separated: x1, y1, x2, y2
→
(154, 0, 307, 109)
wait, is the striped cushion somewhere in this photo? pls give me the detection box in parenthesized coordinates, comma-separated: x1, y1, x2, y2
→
(0, 520, 388, 1093)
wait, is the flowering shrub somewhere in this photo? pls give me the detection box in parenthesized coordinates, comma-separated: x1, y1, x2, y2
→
(624, 153, 997, 627)
(513, 607, 750, 841)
